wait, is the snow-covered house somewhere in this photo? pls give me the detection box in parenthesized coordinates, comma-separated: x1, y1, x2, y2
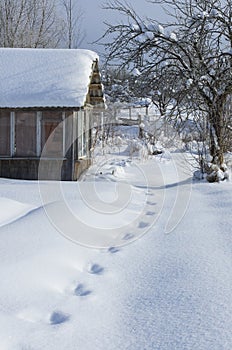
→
(0, 48, 105, 180)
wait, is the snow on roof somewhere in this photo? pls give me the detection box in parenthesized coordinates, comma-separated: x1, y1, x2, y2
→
(0, 48, 99, 108)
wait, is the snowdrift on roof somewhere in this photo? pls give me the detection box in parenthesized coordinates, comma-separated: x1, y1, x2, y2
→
(0, 48, 98, 108)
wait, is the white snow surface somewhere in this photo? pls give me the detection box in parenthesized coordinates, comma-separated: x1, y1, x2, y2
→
(0, 48, 98, 108)
(0, 139, 232, 349)
(0, 197, 36, 227)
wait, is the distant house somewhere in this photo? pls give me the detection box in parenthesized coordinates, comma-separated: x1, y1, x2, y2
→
(0, 48, 105, 180)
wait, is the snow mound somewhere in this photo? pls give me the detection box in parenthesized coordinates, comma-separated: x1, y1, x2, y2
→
(113, 165, 126, 177)
(0, 197, 36, 227)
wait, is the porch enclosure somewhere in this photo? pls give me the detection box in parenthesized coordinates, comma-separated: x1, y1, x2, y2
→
(0, 109, 92, 180)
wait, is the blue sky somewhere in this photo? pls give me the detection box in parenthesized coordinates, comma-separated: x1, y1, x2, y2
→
(78, 0, 166, 54)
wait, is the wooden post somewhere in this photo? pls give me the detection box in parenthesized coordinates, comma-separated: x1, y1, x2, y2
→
(10, 112, 15, 156)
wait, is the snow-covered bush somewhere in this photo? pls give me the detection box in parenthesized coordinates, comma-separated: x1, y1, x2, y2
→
(206, 163, 229, 183)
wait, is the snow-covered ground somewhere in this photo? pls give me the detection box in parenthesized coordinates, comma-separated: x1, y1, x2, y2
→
(0, 130, 232, 350)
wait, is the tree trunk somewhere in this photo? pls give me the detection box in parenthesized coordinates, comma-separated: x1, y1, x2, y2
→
(207, 103, 228, 182)
(209, 100, 226, 167)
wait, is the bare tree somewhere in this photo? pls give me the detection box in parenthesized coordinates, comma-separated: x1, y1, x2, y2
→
(61, 0, 84, 48)
(100, 0, 232, 181)
(0, 0, 63, 48)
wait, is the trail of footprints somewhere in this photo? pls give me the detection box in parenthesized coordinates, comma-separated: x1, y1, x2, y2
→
(47, 249, 120, 326)
(20, 188, 157, 327)
(122, 189, 157, 241)
(49, 189, 157, 326)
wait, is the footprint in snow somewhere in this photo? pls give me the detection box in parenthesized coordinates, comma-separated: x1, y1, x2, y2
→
(49, 311, 70, 325)
(146, 211, 155, 216)
(88, 263, 104, 275)
(123, 233, 134, 241)
(138, 221, 149, 229)
(74, 283, 92, 297)
(108, 246, 120, 254)
(147, 201, 157, 206)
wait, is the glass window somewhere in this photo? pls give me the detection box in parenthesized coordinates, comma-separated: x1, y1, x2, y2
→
(41, 111, 63, 157)
(77, 111, 86, 158)
(85, 112, 90, 154)
(76, 110, 92, 158)
(0, 110, 11, 156)
(15, 111, 37, 157)
(77, 111, 82, 157)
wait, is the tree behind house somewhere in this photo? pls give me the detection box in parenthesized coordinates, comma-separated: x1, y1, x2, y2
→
(101, 0, 232, 181)
(61, 0, 84, 48)
(0, 0, 84, 48)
